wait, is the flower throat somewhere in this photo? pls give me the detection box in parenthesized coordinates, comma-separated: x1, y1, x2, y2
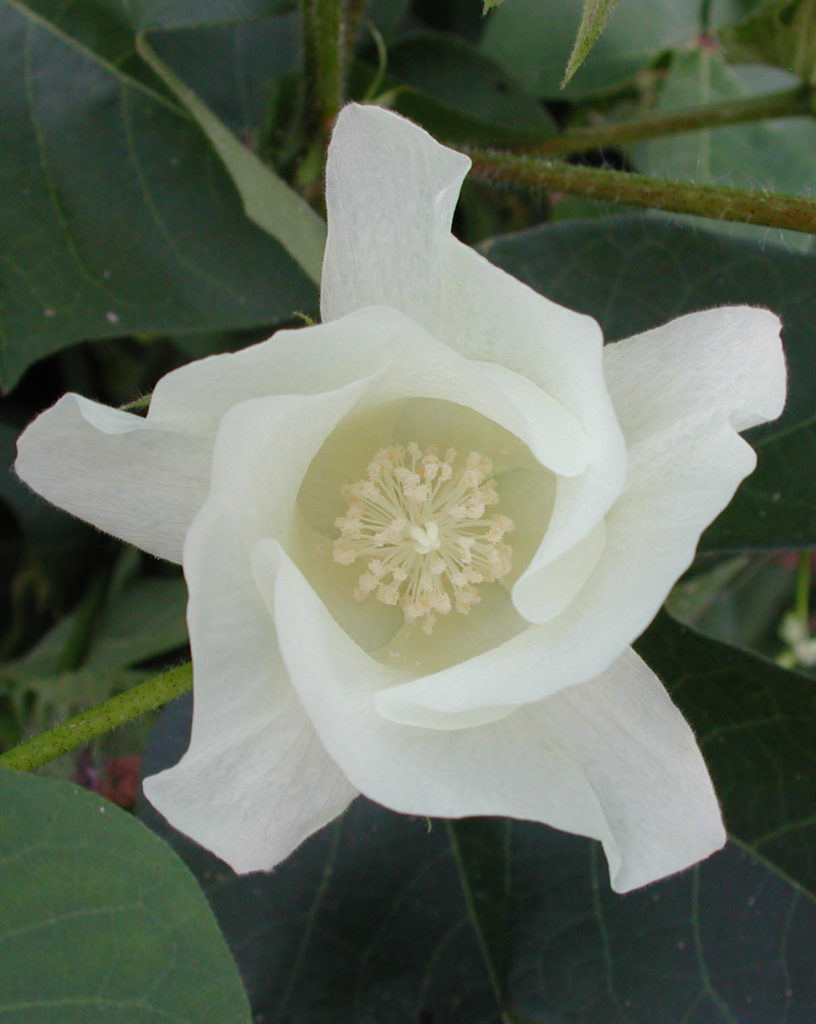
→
(333, 443, 514, 634)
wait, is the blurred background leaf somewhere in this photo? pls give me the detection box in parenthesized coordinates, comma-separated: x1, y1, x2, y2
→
(140, 612, 816, 1024)
(719, 0, 816, 83)
(353, 30, 557, 143)
(629, 49, 816, 252)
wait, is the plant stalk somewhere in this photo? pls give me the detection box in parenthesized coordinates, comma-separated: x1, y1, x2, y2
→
(300, 0, 345, 142)
(520, 85, 814, 159)
(467, 150, 816, 235)
(343, 0, 370, 78)
(0, 663, 192, 773)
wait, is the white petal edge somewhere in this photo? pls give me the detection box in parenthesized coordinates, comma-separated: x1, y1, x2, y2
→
(253, 539, 725, 892)
(15, 394, 212, 563)
(143, 691, 357, 874)
(604, 306, 786, 444)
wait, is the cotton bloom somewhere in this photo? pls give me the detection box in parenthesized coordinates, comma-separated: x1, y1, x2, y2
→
(15, 105, 786, 893)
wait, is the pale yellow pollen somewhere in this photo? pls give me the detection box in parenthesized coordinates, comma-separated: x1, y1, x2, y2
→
(332, 442, 514, 633)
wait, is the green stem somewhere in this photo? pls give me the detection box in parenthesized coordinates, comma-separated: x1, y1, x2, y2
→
(518, 86, 814, 159)
(343, 0, 370, 78)
(0, 663, 192, 773)
(467, 150, 816, 234)
(300, 0, 345, 140)
(795, 552, 812, 628)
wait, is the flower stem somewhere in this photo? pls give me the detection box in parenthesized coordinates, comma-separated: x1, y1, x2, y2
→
(467, 150, 816, 234)
(300, 0, 346, 140)
(518, 86, 814, 159)
(0, 663, 192, 774)
(343, 0, 370, 78)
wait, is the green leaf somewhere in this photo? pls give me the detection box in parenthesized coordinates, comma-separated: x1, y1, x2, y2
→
(562, 0, 623, 86)
(138, 30, 326, 283)
(127, 14, 301, 141)
(0, 769, 251, 1023)
(0, 0, 316, 392)
(639, 613, 816, 897)
(630, 47, 816, 252)
(481, 216, 816, 550)
(481, 0, 701, 96)
(1, 555, 188, 732)
(140, 650, 816, 1022)
(481, 0, 772, 95)
(720, 0, 816, 83)
(362, 31, 556, 144)
(483, 0, 507, 11)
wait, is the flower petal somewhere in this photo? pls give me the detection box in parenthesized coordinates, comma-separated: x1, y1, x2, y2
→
(253, 540, 724, 892)
(143, 693, 357, 874)
(15, 394, 212, 562)
(321, 104, 470, 327)
(323, 104, 627, 585)
(604, 306, 786, 442)
(143, 385, 367, 870)
(378, 410, 759, 719)
(376, 308, 787, 717)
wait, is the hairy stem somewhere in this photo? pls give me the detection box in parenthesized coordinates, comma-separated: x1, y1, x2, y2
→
(467, 150, 816, 235)
(0, 663, 192, 773)
(343, 0, 370, 78)
(519, 86, 814, 159)
(300, 0, 345, 141)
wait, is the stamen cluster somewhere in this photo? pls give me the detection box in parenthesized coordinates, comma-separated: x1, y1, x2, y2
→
(333, 443, 514, 634)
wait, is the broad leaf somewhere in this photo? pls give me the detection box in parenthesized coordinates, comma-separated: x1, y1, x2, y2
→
(129, 14, 301, 140)
(141, 616, 816, 1023)
(0, 769, 251, 1023)
(0, 0, 316, 391)
(363, 31, 556, 144)
(562, 0, 623, 86)
(482, 0, 770, 96)
(482, 216, 816, 550)
(639, 613, 816, 896)
(720, 0, 816, 84)
(482, 0, 701, 97)
(138, 31, 325, 282)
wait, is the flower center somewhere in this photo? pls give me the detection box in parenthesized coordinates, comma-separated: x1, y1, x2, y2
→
(333, 442, 514, 634)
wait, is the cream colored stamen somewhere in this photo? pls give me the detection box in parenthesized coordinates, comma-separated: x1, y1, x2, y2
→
(333, 443, 514, 634)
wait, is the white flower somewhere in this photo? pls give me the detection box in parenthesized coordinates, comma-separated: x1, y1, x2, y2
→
(15, 105, 786, 892)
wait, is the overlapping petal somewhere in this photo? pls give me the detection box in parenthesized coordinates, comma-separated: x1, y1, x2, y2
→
(15, 102, 789, 894)
(372, 303, 783, 721)
(323, 104, 628, 621)
(252, 540, 725, 893)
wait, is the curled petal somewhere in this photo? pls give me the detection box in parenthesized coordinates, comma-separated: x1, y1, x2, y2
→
(144, 692, 357, 874)
(15, 394, 211, 563)
(323, 105, 628, 616)
(252, 540, 724, 892)
(604, 305, 786, 442)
